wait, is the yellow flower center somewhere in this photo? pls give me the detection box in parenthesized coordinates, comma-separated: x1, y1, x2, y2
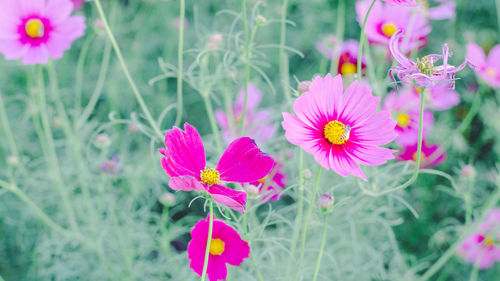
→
(200, 168, 220, 186)
(381, 22, 397, 37)
(486, 67, 497, 77)
(258, 177, 266, 183)
(209, 238, 225, 255)
(340, 62, 357, 75)
(324, 120, 350, 145)
(412, 152, 425, 163)
(416, 57, 436, 76)
(484, 236, 494, 246)
(25, 19, 44, 38)
(415, 88, 423, 95)
(397, 113, 410, 128)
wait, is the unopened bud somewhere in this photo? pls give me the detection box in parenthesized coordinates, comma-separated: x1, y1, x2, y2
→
(302, 169, 312, 179)
(7, 155, 19, 166)
(461, 165, 476, 178)
(128, 123, 139, 133)
(159, 192, 176, 207)
(245, 184, 260, 196)
(95, 133, 111, 149)
(208, 33, 223, 50)
(317, 194, 334, 211)
(256, 15, 267, 25)
(298, 81, 311, 93)
(53, 117, 62, 129)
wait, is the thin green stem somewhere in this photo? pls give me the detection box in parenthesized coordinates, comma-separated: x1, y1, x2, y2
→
(250, 251, 265, 281)
(203, 94, 223, 156)
(0, 93, 18, 156)
(239, 0, 250, 136)
(312, 214, 328, 281)
(200, 199, 214, 281)
(464, 176, 475, 226)
(357, 0, 377, 82)
(496, 0, 500, 39)
(330, 0, 345, 74)
(174, 0, 185, 127)
(222, 79, 236, 138)
(74, 34, 94, 118)
(93, 0, 163, 140)
(35, 67, 79, 232)
(298, 165, 322, 273)
(416, 184, 500, 281)
(469, 265, 479, 281)
(279, 0, 291, 105)
(286, 149, 305, 278)
(458, 86, 484, 135)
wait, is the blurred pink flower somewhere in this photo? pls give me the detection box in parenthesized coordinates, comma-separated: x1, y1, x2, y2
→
(188, 216, 250, 281)
(467, 42, 500, 88)
(337, 40, 367, 76)
(315, 34, 338, 59)
(174, 16, 188, 29)
(0, 0, 86, 65)
(397, 141, 446, 168)
(71, 0, 87, 10)
(383, 0, 419, 6)
(458, 209, 500, 269)
(159, 123, 275, 213)
(383, 88, 434, 146)
(100, 155, 122, 175)
(413, 85, 460, 111)
(215, 84, 275, 146)
(356, 0, 430, 50)
(424, 0, 456, 20)
(389, 31, 469, 90)
(248, 160, 287, 202)
(282, 74, 397, 181)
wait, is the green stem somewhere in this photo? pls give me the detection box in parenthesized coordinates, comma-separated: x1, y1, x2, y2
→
(249, 251, 265, 281)
(93, 0, 163, 140)
(416, 184, 500, 281)
(469, 265, 479, 281)
(203, 94, 223, 156)
(312, 214, 328, 281)
(330, 0, 345, 74)
(74, 34, 94, 118)
(174, 0, 185, 127)
(77, 33, 113, 128)
(464, 176, 475, 226)
(458, 85, 484, 135)
(357, 0, 377, 82)
(239, 0, 250, 136)
(200, 199, 214, 281)
(35, 67, 79, 232)
(496, 0, 500, 39)
(0, 93, 18, 156)
(279, 0, 291, 105)
(298, 166, 322, 272)
(222, 79, 236, 138)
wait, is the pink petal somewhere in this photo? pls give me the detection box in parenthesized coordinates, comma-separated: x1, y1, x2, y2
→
(343, 143, 396, 166)
(282, 112, 319, 146)
(307, 74, 343, 121)
(208, 184, 247, 213)
(487, 44, 500, 66)
(22, 45, 49, 65)
(18, 0, 45, 16)
(45, 0, 74, 24)
(350, 111, 398, 146)
(236, 84, 262, 113)
(168, 176, 207, 192)
(338, 81, 380, 126)
(466, 42, 486, 67)
(216, 137, 275, 183)
(328, 146, 367, 180)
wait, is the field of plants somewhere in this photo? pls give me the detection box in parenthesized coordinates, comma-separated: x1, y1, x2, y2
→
(1, 0, 500, 280)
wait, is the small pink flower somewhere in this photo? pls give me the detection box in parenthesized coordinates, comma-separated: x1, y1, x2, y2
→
(0, 0, 86, 65)
(282, 74, 397, 181)
(467, 42, 500, 88)
(248, 160, 287, 202)
(415, 84, 460, 111)
(215, 84, 275, 146)
(71, 0, 87, 10)
(397, 141, 446, 168)
(458, 209, 500, 269)
(337, 40, 367, 76)
(424, 0, 456, 20)
(389, 31, 470, 90)
(315, 34, 338, 59)
(383, 88, 434, 146)
(100, 155, 122, 175)
(383, 0, 419, 6)
(159, 123, 275, 213)
(188, 216, 250, 281)
(356, 0, 431, 50)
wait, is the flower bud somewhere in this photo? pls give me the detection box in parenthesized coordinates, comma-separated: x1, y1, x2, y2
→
(159, 192, 176, 207)
(461, 165, 476, 179)
(298, 81, 311, 93)
(52, 117, 62, 129)
(245, 184, 260, 196)
(128, 123, 139, 133)
(256, 15, 267, 25)
(95, 133, 111, 149)
(302, 169, 312, 179)
(7, 155, 19, 166)
(317, 193, 334, 212)
(208, 33, 223, 50)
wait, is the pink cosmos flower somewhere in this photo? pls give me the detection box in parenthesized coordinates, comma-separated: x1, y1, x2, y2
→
(383, 0, 419, 6)
(356, 0, 430, 50)
(159, 123, 275, 213)
(215, 84, 275, 146)
(0, 0, 86, 65)
(423, 0, 456, 20)
(282, 74, 397, 181)
(467, 42, 500, 88)
(389, 31, 469, 90)
(397, 141, 446, 168)
(337, 40, 367, 76)
(188, 216, 250, 281)
(383, 88, 434, 146)
(71, 0, 87, 10)
(248, 160, 287, 202)
(458, 209, 500, 269)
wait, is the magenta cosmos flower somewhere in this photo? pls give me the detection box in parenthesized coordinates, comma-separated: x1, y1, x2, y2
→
(389, 31, 469, 90)
(159, 123, 275, 213)
(248, 160, 287, 202)
(383, 87, 434, 146)
(356, 0, 430, 50)
(282, 74, 397, 180)
(0, 0, 86, 65)
(467, 42, 500, 88)
(458, 209, 500, 269)
(383, 0, 419, 6)
(188, 216, 250, 281)
(397, 141, 446, 168)
(215, 84, 275, 146)
(337, 40, 367, 76)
